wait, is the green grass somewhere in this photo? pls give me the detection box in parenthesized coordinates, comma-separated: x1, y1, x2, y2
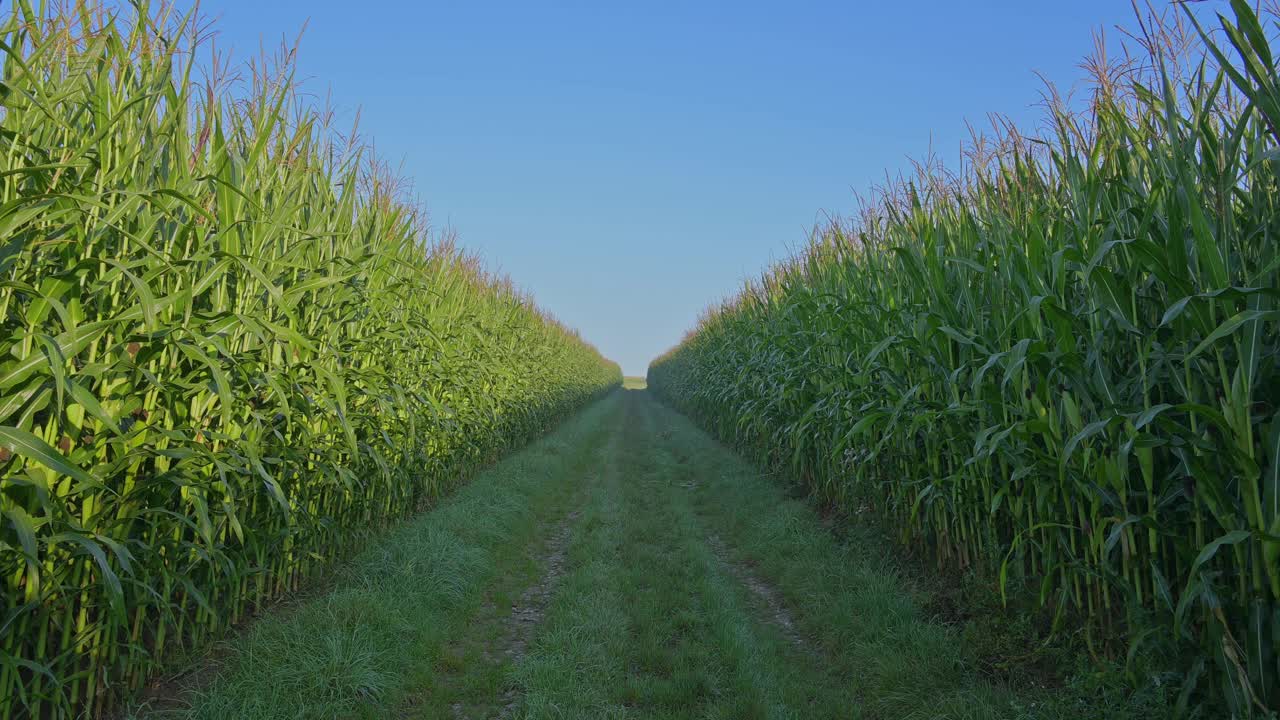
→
(146, 388, 1164, 719)
(648, 3, 1280, 714)
(130, 391, 621, 719)
(652, 391, 1166, 719)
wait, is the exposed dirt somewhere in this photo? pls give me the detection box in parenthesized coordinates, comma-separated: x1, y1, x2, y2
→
(705, 534, 809, 653)
(448, 507, 581, 720)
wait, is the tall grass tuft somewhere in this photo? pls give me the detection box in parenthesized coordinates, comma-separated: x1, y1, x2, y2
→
(650, 2, 1279, 714)
(0, 1, 620, 717)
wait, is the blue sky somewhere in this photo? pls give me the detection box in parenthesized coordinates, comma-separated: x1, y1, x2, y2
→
(204, 1, 1170, 374)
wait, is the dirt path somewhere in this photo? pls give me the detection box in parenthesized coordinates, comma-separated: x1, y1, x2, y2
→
(151, 387, 1064, 720)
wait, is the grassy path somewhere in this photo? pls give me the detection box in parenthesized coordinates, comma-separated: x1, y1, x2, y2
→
(139, 385, 1115, 719)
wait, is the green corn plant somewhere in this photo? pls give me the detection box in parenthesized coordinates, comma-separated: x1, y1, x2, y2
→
(0, 1, 621, 717)
(650, 2, 1279, 715)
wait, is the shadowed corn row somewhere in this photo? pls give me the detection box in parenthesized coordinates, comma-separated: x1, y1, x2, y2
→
(0, 2, 621, 717)
(650, 2, 1279, 715)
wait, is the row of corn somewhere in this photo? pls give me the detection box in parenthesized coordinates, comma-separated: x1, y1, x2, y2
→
(650, 2, 1279, 715)
(0, 2, 621, 717)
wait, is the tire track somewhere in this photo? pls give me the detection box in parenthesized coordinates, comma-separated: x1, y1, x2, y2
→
(704, 534, 811, 654)
(483, 508, 580, 719)
(431, 503, 585, 720)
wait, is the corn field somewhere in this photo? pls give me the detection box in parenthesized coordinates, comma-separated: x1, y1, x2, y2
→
(651, 2, 1279, 715)
(0, 2, 621, 717)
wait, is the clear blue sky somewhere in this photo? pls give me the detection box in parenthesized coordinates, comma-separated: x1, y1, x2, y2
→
(204, 1, 1170, 375)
